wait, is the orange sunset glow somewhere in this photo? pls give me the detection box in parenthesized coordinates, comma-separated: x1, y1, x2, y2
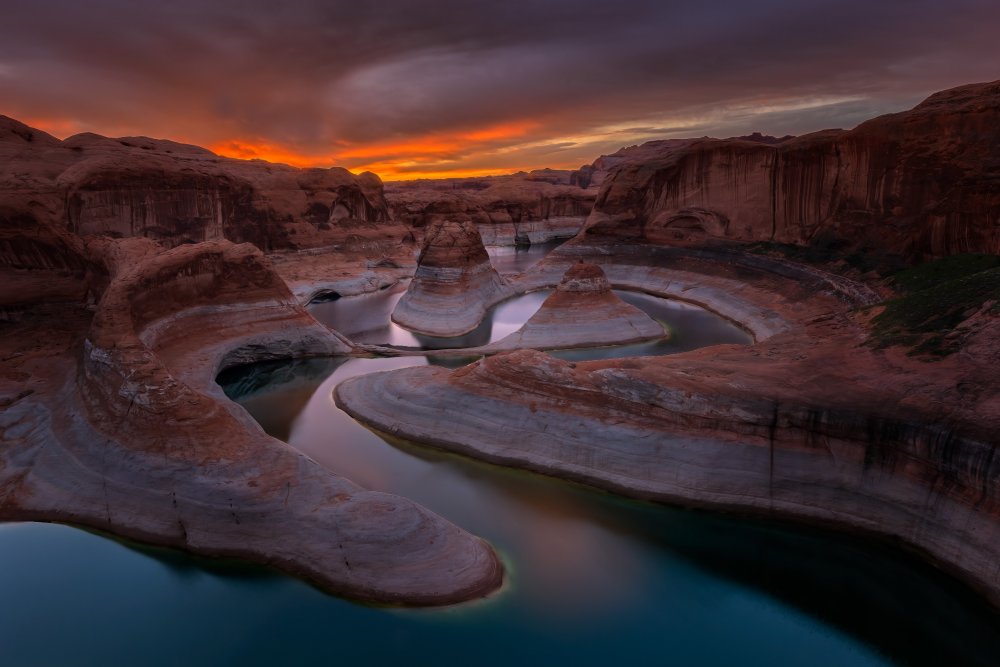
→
(210, 120, 547, 180)
(4, 0, 999, 183)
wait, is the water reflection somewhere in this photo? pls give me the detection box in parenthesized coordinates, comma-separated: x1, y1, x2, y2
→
(309, 288, 751, 355)
(551, 293, 750, 360)
(310, 286, 554, 349)
(212, 355, 1000, 666)
(487, 240, 566, 275)
(217, 357, 345, 441)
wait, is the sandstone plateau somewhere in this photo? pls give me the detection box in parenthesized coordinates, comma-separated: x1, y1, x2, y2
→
(2, 80, 1000, 612)
(581, 81, 1000, 260)
(0, 114, 419, 305)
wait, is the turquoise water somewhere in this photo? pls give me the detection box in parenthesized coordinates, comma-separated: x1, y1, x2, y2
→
(2, 292, 998, 666)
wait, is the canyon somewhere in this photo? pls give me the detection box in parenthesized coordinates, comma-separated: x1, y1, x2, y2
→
(1, 78, 999, 621)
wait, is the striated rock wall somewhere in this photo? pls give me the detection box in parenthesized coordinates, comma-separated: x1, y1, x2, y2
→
(385, 171, 596, 246)
(584, 81, 1000, 260)
(392, 219, 512, 336)
(488, 262, 665, 350)
(0, 116, 398, 253)
(336, 345, 1000, 606)
(0, 208, 105, 316)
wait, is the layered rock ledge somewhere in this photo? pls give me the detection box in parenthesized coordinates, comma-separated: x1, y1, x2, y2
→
(392, 219, 513, 336)
(581, 80, 1000, 260)
(487, 262, 665, 351)
(0, 115, 419, 308)
(337, 244, 1000, 607)
(0, 236, 503, 605)
(385, 170, 595, 247)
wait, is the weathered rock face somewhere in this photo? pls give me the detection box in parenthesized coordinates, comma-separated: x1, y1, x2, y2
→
(0, 115, 399, 253)
(569, 139, 701, 190)
(489, 262, 665, 350)
(0, 209, 106, 317)
(385, 171, 596, 246)
(584, 81, 1000, 260)
(0, 237, 503, 605)
(392, 219, 512, 336)
(336, 240, 1000, 608)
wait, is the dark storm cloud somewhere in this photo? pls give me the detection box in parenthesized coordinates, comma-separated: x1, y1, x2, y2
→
(2, 0, 998, 176)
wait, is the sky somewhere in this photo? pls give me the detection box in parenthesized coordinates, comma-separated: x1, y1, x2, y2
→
(2, 0, 999, 180)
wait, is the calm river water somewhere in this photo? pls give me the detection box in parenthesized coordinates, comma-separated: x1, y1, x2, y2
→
(1, 252, 997, 666)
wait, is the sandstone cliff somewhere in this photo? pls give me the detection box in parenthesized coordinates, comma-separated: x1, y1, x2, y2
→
(385, 170, 596, 246)
(583, 80, 1000, 260)
(0, 115, 400, 253)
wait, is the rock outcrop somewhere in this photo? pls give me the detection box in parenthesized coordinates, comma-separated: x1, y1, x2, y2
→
(337, 234, 1000, 608)
(385, 170, 596, 246)
(0, 209, 104, 317)
(0, 115, 397, 251)
(0, 233, 503, 605)
(488, 262, 665, 350)
(0, 116, 419, 302)
(392, 219, 512, 336)
(0, 115, 418, 300)
(582, 80, 1000, 261)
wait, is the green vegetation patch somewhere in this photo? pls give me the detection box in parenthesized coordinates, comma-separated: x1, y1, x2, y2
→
(745, 238, 904, 275)
(871, 254, 1000, 357)
(888, 253, 1000, 293)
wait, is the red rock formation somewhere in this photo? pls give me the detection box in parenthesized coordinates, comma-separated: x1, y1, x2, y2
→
(0, 208, 104, 315)
(336, 246, 1000, 606)
(0, 115, 400, 253)
(488, 262, 665, 350)
(385, 171, 596, 246)
(392, 219, 512, 336)
(583, 80, 1000, 260)
(0, 237, 503, 604)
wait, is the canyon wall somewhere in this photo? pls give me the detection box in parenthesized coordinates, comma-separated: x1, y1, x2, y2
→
(0, 116, 397, 252)
(385, 170, 596, 246)
(583, 81, 1000, 260)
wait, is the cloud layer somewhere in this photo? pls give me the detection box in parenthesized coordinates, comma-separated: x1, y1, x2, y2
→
(3, 0, 999, 178)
